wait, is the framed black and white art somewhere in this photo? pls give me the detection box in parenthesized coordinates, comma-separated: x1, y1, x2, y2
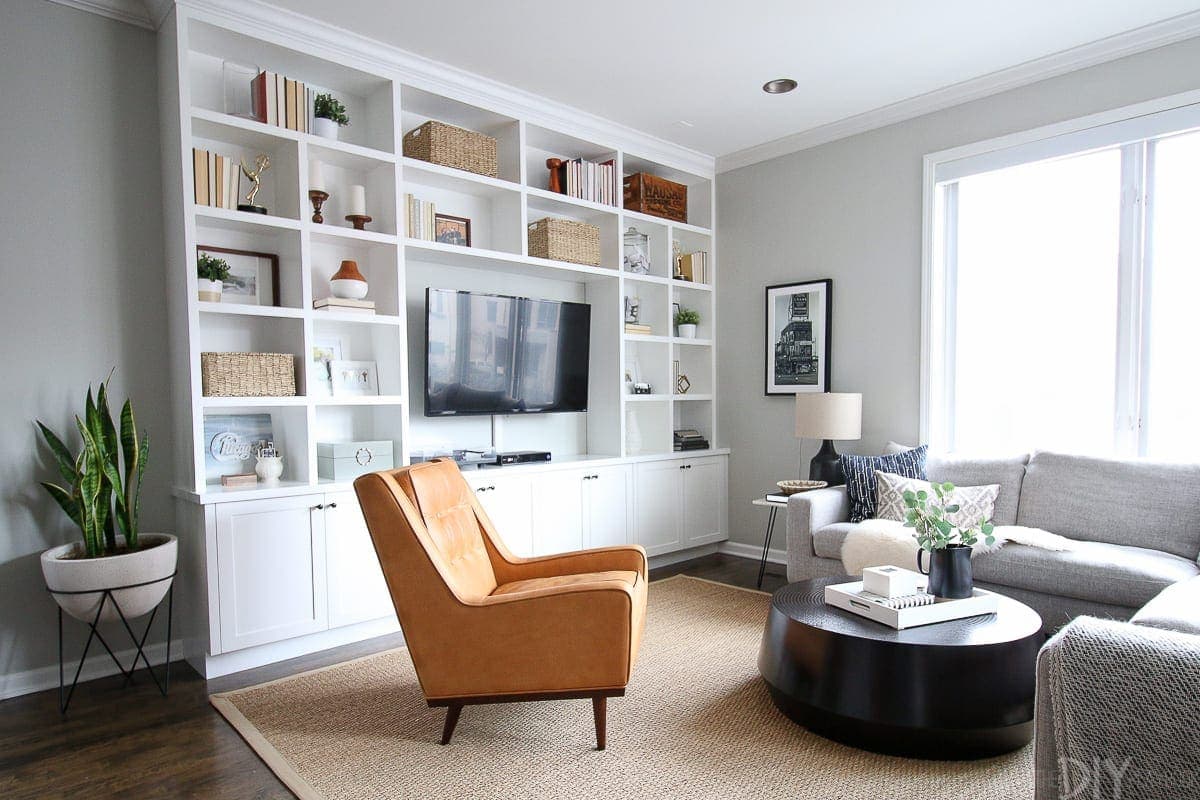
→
(765, 279, 831, 395)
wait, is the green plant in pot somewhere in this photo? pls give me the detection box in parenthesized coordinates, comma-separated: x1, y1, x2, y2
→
(313, 92, 350, 140)
(674, 307, 700, 339)
(903, 482, 994, 599)
(197, 252, 230, 303)
(36, 374, 176, 623)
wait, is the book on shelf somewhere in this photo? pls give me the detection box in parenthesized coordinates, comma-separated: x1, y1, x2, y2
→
(677, 251, 710, 284)
(192, 148, 238, 210)
(251, 70, 309, 133)
(673, 428, 710, 451)
(552, 158, 616, 206)
(405, 193, 436, 240)
(314, 297, 375, 314)
(624, 323, 652, 335)
(765, 491, 790, 503)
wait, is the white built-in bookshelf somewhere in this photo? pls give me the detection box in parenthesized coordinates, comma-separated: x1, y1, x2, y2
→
(162, 5, 719, 504)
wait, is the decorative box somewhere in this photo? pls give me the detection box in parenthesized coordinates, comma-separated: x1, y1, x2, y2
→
(403, 120, 498, 178)
(317, 440, 394, 481)
(200, 352, 296, 397)
(527, 217, 601, 266)
(623, 172, 687, 223)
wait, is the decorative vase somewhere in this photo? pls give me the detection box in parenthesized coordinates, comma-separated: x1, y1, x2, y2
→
(41, 534, 177, 624)
(313, 116, 340, 140)
(329, 259, 369, 299)
(255, 454, 284, 484)
(198, 278, 223, 302)
(918, 544, 973, 599)
(678, 323, 698, 339)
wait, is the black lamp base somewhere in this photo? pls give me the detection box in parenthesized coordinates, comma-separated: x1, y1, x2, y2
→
(808, 439, 845, 485)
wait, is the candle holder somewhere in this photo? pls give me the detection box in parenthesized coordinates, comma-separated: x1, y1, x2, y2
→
(308, 190, 329, 224)
(345, 213, 372, 231)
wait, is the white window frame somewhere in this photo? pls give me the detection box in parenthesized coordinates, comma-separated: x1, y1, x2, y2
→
(921, 88, 1200, 452)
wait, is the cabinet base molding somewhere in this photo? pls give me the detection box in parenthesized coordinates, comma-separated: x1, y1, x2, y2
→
(647, 543, 721, 570)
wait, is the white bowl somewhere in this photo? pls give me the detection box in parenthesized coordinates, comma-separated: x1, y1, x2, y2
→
(330, 279, 368, 299)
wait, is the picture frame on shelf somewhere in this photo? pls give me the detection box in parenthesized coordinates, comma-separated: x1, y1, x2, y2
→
(203, 413, 273, 483)
(434, 214, 471, 247)
(330, 359, 379, 396)
(624, 355, 642, 390)
(311, 336, 343, 397)
(765, 279, 832, 395)
(196, 245, 280, 307)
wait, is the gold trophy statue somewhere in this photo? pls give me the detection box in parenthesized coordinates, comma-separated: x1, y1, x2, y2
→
(237, 153, 271, 215)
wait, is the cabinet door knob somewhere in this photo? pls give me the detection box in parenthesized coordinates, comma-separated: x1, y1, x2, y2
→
(311, 503, 325, 510)
(679, 465, 686, 470)
(326, 502, 338, 509)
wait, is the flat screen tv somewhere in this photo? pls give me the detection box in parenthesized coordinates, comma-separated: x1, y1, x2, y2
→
(425, 288, 591, 416)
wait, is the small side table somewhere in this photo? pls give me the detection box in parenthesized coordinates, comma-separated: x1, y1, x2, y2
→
(751, 497, 789, 589)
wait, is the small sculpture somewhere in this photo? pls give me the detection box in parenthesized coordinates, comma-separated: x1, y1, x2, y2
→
(547, 158, 563, 193)
(238, 153, 271, 214)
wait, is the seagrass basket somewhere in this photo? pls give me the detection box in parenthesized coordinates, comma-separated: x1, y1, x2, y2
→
(527, 217, 601, 266)
(201, 352, 296, 397)
(403, 120, 498, 178)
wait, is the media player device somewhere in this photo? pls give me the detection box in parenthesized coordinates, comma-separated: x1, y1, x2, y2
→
(495, 450, 552, 465)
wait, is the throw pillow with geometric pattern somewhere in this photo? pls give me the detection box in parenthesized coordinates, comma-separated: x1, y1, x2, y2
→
(840, 446, 928, 523)
(874, 470, 1000, 527)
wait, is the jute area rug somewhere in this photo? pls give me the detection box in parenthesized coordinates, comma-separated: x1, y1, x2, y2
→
(211, 576, 1032, 800)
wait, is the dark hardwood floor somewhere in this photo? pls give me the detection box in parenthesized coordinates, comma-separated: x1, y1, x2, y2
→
(0, 553, 786, 800)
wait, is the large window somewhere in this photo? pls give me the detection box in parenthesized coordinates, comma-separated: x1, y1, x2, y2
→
(926, 101, 1200, 460)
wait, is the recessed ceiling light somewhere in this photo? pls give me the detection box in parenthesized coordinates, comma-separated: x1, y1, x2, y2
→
(762, 78, 797, 95)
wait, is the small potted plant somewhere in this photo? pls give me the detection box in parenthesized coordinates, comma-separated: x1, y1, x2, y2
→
(674, 307, 700, 339)
(313, 93, 350, 140)
(36, 375, 176, 624)
(197, 252, 230, 302)
(903, 482, 995, 599)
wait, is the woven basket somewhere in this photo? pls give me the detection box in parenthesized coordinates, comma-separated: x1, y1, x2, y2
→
(403, 120, 498, 178)
(201, 352, 296, 397)
(527, 217, 601, 266)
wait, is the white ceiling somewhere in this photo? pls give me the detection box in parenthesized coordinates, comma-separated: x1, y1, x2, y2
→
(268, 0, 1200, 164)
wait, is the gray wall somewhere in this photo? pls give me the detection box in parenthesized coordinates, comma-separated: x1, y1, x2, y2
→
(717, 36, 1200, 548)
(0, 0, 168, 688)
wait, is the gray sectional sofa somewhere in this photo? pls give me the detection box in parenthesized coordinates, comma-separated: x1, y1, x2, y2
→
(785, 450, 1200, 630)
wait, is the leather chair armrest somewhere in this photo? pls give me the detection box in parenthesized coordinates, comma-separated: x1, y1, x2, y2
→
(496, 545, 648, 583)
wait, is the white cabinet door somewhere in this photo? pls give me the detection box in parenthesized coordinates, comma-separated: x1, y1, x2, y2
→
(324, 491, 393, 628)
(634, 461, 683, 556)
(531, 469, 586, 556)
(215, 494, 328, 652)
(683, 456, 727, 547)
(585, 465, 631, 548)
(467, 473, 534, 557)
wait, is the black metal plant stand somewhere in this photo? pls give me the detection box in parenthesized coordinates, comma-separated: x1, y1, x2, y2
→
(49, 573, 175, 714)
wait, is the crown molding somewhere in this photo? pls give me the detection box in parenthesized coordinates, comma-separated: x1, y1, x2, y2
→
(46, 0, 154, 29)
(142, 0, 174, 29)
(716, 9, 1200, 173)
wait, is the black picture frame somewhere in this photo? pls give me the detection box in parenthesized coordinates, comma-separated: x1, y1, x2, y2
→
(196, 244, 281, 307)
(764, 279, 832, 396)
(434, 214, 472, 247)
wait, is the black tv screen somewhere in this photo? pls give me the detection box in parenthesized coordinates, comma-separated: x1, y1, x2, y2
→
(425, 288, 591, 416)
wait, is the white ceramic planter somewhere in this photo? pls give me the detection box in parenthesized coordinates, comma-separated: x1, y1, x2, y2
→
(678, 323, 698, 339)
(198, 278, 223, 302)
(41, 534, 177, 624)
(313, 117, 340, 140)
(255, 455, 283, 484)
(330, 278, 369, 299)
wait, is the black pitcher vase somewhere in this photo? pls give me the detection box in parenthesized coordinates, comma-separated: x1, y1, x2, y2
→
(917, 544, 973, 599)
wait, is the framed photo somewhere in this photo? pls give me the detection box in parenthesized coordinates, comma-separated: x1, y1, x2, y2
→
(330, 359, 379, 397)
(765, 279, 832, 395)
(624, 355, 642, 388)
(202, 413, 273, 482)
(434, 214, 471, 247)
(197, 245, 280, 306)
(311, 336, 343, 397)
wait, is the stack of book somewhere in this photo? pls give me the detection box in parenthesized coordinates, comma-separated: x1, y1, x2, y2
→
(553, 158, 617, 206)
(405, 194, 436, 240)
(673, 429, 710, 451)
(624, 322, 652, 335)
(192, 148, 240, 210)
(313, 297, 375, 315)
(251, 71, 312, 133)
(676, 251, 710, 284)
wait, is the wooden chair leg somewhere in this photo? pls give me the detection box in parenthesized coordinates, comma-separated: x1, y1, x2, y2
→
(440, 703, 463, 745)
(592, 695, 607, 750)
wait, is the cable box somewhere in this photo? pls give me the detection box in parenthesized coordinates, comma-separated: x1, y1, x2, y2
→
(496, 450, 552, 465)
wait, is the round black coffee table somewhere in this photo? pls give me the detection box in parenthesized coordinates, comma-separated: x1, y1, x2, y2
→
(758, 576, 1042, 759)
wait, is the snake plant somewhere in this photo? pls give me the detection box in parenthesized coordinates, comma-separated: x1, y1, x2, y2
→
(37, 374, 149, 558)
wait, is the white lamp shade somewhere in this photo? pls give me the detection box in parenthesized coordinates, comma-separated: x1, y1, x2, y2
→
(795, 392, 862, 441)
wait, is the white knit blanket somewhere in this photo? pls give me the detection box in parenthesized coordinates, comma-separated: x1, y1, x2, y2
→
(841, 519, 1073, 576)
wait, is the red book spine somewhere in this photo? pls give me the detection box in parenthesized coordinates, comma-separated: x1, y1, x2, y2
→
(252, 72, 268, 124)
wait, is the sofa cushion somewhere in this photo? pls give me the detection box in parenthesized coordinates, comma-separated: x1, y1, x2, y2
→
(926, 454, 1029, 526)
(1131, 577, 1200, 636)
(813, 523, 857, 560)
(841, 446, 928, 522)
(1017, 451, 1200, 560)
(874, 470, 1000, 527)
(972, 540, 1199, 609)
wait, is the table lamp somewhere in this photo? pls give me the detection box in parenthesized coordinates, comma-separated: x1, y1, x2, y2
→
(795, 392, 862, 485)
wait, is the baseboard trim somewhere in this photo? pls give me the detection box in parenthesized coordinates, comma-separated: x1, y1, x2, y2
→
(647, 543, 720, 569)
(198, 616, 403, 679)
(718, 540, 787, 565)
(0, 638, 186, 701)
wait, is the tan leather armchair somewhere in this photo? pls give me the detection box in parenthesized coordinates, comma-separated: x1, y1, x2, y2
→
(354, 458, 648, 749)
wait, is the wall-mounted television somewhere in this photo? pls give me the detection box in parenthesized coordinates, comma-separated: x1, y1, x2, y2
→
(424, 288, 591, 416)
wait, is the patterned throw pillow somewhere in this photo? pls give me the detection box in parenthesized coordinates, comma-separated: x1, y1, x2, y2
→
(874, 470, 1000, 527)
(840, 446, 928, 523)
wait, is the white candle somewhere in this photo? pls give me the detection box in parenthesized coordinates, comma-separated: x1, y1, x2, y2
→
(347, 184, 367, 216)
(308, 160, 325, 193)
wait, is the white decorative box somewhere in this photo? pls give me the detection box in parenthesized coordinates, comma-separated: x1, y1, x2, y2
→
(824, 580, 1000, 630)
(862, 565, 926, 598)
(316, 440, 394, 481)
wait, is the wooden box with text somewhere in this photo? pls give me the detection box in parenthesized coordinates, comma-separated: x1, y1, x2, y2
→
(623, 172, 687, 223)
